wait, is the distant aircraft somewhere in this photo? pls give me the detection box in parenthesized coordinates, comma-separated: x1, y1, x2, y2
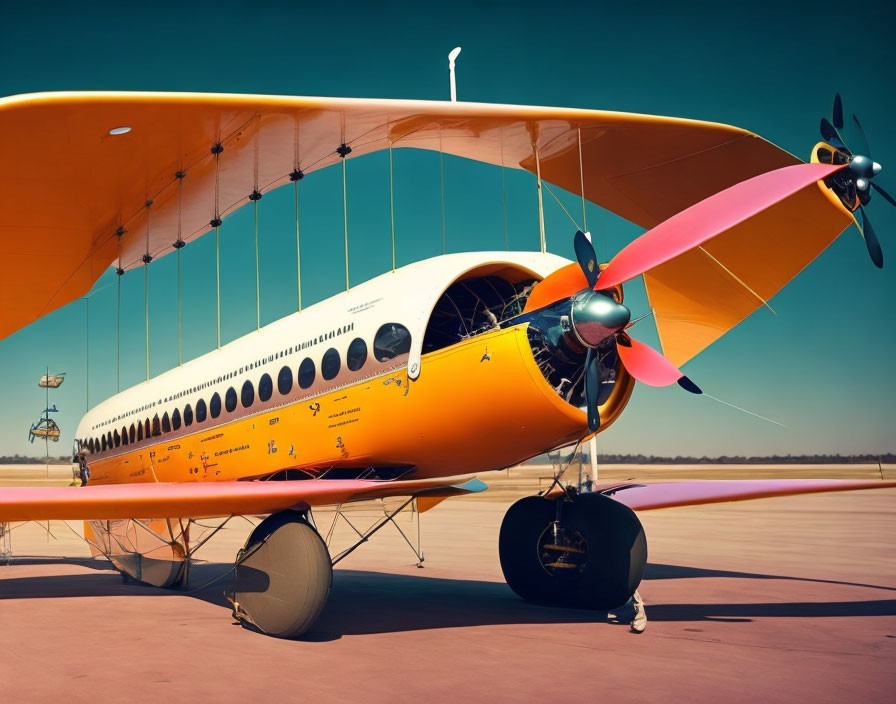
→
(0, 91, 893, 637)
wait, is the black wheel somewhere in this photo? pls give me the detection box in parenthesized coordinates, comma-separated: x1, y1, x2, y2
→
(232, 511, 332, 638)
(499, 492, 647, 610)
(498, 495, 562, 603)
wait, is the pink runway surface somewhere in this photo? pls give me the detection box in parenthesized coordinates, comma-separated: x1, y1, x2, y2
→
(1, 489, 894, 703)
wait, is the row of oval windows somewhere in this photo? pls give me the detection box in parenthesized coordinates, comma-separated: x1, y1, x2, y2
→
(85, 324, 412, 454)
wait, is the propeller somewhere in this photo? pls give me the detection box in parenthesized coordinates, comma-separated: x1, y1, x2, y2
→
(567, 231, 701, 432)
(593, 162, 844, 291)
(858, 207, 883, 269)
(574, 230, 600, 288)
(583, 348, 601, 432)
(818, 93, 893, 268)
(529, 160, 847, 432)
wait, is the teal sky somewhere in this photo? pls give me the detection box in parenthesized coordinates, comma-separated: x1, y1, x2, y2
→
(1, 0, 894, 458)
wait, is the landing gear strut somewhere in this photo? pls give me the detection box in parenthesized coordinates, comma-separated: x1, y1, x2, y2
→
(498, 493, 647, 611)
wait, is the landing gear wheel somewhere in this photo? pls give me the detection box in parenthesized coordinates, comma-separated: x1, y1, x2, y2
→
(498, 493, 647, 610)
(231, 510, 332, 638)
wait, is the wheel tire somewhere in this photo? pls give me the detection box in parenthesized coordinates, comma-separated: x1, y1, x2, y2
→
(498, 493, 647, 610)
(499, 495, 560, 604)
(233, 511, 332, 638)
(565, 493, 647, 609)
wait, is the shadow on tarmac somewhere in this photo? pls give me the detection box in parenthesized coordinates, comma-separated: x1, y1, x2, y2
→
(643, 562, 896, 592)
(2, 559, 895, 639)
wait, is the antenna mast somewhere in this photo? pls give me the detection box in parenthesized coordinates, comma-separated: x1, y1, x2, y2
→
(448, 47, 461, 101)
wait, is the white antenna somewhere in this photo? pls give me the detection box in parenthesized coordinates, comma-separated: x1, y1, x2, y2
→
(448, 47, 462, 102)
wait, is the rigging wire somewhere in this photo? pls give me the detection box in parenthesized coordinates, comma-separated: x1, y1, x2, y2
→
(701, 393, 790, 429)
(342, 155, 350, 290)
(253, 128, 261, 330)
(143, 201, 152, 381)
(440, 137, 446, 254)
(500, 133, 509, 250)
(698, 246, 777, 315)
(116, 230, 123, 392)
(534, 147, 546, 253)
(84, 297, 89, 410)
(543, 182, 582, 233)
(175, 170, 185, 365)
(578, 127, 588, 234)
(212, 142, 223, 348)
(294, 178, 302, 311)
(389, 145, 396, 271)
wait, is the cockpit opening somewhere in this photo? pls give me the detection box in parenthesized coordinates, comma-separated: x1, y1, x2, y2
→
(422, 274, 536, 355)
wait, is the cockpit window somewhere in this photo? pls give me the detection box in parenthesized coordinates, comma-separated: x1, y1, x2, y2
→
(373, 323, 411, 362)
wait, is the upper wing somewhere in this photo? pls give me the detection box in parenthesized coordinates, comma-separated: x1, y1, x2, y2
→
(0, 476, 486, 522)
(643, 174, 855, 365)
(0, 91, 796, 341)
(602, 478, 896, 511)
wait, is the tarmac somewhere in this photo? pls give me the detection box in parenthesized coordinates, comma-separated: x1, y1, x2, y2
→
(1, 482, 894, 703)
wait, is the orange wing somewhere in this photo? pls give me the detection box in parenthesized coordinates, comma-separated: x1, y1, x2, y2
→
(0, 91, 796, 341)
(0, 477, 486, 522)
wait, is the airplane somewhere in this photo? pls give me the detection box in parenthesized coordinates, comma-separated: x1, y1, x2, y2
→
(0, 90, 894, 638)
(38, 373, 66, 389)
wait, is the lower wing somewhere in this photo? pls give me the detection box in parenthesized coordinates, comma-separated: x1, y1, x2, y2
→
(0, 477, 487, 522)
(601, 478, 896, 511)
(2, 476, 891, 523)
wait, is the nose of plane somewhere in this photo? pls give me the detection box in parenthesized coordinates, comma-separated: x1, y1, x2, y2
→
(570, 291, 631, 348)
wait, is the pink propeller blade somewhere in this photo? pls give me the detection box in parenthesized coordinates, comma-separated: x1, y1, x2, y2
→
(617, 335, 699, 392)
(595, 162, 846, 291)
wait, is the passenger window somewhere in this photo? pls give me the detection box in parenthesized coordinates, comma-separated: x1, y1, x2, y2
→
(347, 337, 368, 372)
(210, 393, 222, 419)
(121, 427, 128, 445)
(101, 435, 107, 451)
(241, 379, 255, 408)
(137, 422, 144, 441)
(172, 409, 181, 431)
(113, 430, 120, 447)
(277, 366, 293, 395)
(321, 348, 340, 381)
(374, 323, 412, 362)
(162, 413, 171, 433)
(196, 399, 207, 423)
(184, 404, 194, 427)
(144, 419, 151, 438)
(298, 358, 315, 389)
(152, 415, 161, 437)
(226, 387, 238, 412)
(259, 373, 273, 402)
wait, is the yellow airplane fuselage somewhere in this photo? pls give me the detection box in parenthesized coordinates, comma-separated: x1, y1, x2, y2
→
(86, 324, 633, 486)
